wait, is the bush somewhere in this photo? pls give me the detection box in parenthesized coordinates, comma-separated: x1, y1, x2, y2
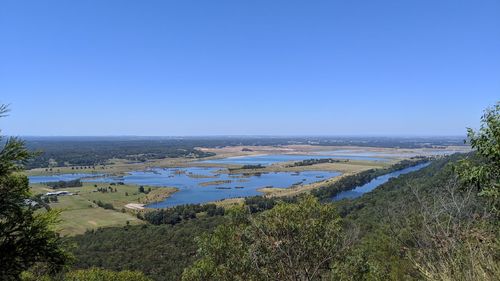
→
(45, 179, 82, 189)
(95, 200, 114, 210)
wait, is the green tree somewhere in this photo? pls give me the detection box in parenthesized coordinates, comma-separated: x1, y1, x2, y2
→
(0, 105, 69, 280)
(456, 101, 499, 214)
(407, 102, 500, 280)
(182, 195, 348, 281)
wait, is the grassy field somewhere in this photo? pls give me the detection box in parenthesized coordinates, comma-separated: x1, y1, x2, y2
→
(30, 183, 176, 236)
(52, 195, 143, 236)
(78, 183, 176, 209)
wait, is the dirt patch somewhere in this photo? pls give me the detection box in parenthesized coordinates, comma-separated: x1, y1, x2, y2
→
(125, 203, 145, 210)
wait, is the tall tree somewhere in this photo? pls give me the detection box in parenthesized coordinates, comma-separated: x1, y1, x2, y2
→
(0, 105, 69, 280)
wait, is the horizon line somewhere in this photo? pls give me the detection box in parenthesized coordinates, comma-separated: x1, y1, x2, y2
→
(13, 134, 467, 138)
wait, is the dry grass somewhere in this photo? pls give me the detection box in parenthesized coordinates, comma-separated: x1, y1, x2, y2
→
(138, 188, 178, 204)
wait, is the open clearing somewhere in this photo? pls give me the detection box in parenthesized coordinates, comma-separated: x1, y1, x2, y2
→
(34, 194, 143, 236)
(30, 183, 176, 235)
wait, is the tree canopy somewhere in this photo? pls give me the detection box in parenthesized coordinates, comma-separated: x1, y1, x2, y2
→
(182, 196, 348, 281)
(0, 105, 69, 280)
(456, 102, 499, 214)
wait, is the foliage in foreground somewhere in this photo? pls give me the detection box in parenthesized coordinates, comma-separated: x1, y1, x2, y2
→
(330, 103, 500, 281)
(409, 101, 500, 281)
(182, 196, 349, 281)
(21, 268, 151, 281)
(0, 105, 69, 280)
(456, 101, 499, 214)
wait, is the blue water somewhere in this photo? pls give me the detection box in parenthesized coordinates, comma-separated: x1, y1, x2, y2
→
(332, 162, 430, 201)
(29, 173, 103, 183)
(82, 167, 340, 208)
(203, 154, 388, 166)
(143, 168, 340, 208)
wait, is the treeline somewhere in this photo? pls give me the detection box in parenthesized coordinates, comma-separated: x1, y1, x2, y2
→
(228, 164, 264, 171)
(45, 179, 82, 189)
(244, 196, 298, 213)
(312, 158, 429, 200)
(336, 154, 459, 219)
(23, 136, 465, 169)
(240, 164, 264, 169)
(142, 203, 225, 225)
(288, 158, 347, 167)
(24, 139, 216, 169)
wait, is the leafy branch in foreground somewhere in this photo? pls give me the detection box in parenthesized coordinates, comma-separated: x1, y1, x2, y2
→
(182, 195, 351, 281)
(0, 105, 70, 280)
(397, 102, 500, 281)
(456, 101, 499, 214)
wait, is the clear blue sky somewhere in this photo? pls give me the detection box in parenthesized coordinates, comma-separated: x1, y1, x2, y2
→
(0, 0, 498, 136)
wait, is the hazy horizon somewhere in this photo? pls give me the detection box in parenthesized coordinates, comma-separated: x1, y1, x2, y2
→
(11, 134, 467, 138)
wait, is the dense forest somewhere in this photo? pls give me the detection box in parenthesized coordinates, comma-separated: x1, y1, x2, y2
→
(142, 203, 225, 226)
(23, 139, 216, 169)
(68, 217, 224, 281)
